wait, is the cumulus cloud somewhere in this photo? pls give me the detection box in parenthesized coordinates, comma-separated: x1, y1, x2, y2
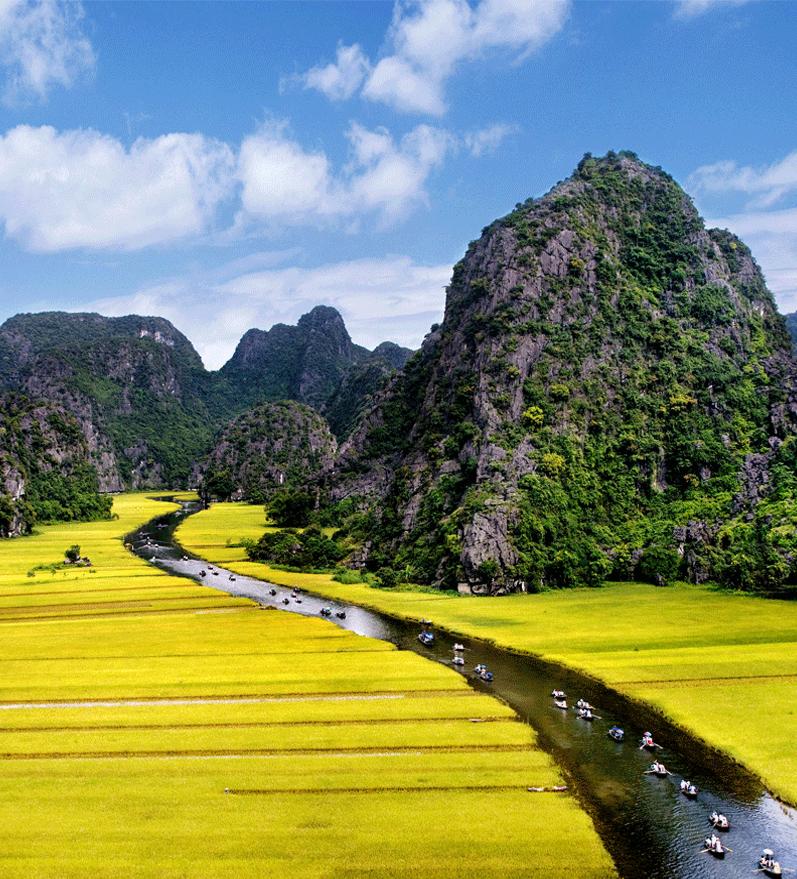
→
(673, 0, 752, 19)
(0, 0, 95, 104)
(464, 122, 518, 157)
(0, 125, 236, 251)
(294, 42, 370, 100)
(298, 0, 569, 115)
(237, 120, 453, 227)
(689, 151, 797, 209)
(86, 255, 452, 369)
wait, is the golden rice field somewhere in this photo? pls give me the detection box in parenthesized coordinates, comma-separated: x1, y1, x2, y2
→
(178, 501, 797, 807)
(0, 494, 614, 878)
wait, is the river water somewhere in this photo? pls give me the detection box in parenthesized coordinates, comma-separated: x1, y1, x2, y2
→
(131, 501, 797, 879)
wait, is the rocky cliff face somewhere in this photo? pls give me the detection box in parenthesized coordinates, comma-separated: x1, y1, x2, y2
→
(220, 305, 411, 431)
(197, 400, 337, 503)
(0, 307, 411, 492)
(0, 393, 111, 536)
(331, 152, 797, 594)
(0, 312, 212, 489)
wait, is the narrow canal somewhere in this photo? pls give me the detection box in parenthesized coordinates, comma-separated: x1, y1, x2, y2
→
(131, 500, 797, 879)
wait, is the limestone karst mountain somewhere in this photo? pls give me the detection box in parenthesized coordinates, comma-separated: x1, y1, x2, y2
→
(0, 308, 409, 495)
(328, 151, 797, 594)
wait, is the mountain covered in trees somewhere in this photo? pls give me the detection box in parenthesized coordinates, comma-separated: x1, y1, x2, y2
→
(3, 151, 796, 596)
(0, 308, 409, 498)
(327, 152, 797, 595)
(198, 400, 337, 503)
(0, 394, 111, 536)
(787, 311, 797, 351)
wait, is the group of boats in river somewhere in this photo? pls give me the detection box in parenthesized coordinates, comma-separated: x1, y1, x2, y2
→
(550, 688, 791, 873)
(416, 624, 494, 680)
(158, 540, 796, 878)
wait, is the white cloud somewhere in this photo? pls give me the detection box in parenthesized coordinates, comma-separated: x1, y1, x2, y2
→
(673, 0, 752, 19)
(86, 255, 452, 369)
(299, 0, 569, 116)
(464, 122, 518, 157)
(0, 115, 471, 252)
(0, 125, 236, 251)
(295, 42, 370, 101)
(690, 151, 797, 209)
(0, 0, 94, 104)
(237, 120, 453, 228)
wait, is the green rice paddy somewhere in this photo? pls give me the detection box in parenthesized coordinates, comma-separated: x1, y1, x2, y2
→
(179, 502, 797, 807)
(0, 494, 614, 878)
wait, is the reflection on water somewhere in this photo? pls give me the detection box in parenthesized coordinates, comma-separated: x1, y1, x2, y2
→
(130, 502, 797, 879)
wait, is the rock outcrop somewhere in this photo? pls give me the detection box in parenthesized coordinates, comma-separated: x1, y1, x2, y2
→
(330, 151, 797, 594)
(787, 311, 797, 352)
(0, 393, 111, 536)
(197, 400, 337, 502)
(220, 305, 412, 435)
(0, 313, 211, 489)
(0, 308, 412, 491)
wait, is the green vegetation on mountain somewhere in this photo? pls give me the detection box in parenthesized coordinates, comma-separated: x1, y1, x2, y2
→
(199, 400, 336, 503)
(329, 152, 797, 595)
(221, 306, 412, 437)
(0, 312, 213, 489)
(0, 393, 111, 536)
(0, 309, 409, 496)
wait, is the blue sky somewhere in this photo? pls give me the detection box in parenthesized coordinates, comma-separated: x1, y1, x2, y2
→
(0, 0, 795, 368)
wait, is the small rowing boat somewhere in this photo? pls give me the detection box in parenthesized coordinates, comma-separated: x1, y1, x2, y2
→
(703, 835, 726, 859)
(418, 631, 435, 646)
(680, 780, 698, 799)
(758, 850, 784, 877)
(473, 663, 493, 682)
(709, 811, 730, 831)
(607, 726, 624, 742)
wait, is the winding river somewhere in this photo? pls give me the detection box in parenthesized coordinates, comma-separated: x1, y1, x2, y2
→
(131, 500, 797, 879)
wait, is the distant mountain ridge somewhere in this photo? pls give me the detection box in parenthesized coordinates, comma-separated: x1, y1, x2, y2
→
(0, 307, 411, 493)
(787, 311, 797, 351)
(220, 305, 412, 430)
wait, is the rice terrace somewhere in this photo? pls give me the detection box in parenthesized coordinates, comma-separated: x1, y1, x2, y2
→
(1, 1, 797, 877)
(0, 495, 614, 878)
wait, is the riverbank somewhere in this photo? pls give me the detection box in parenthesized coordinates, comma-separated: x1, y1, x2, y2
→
(177, 502, 797, 807)
(0, 494, 614, 878)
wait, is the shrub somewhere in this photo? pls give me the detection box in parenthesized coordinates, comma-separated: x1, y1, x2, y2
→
(540, 453, 566, 477)
(375, 567, 400, 588)
(638, 544, 680, 585)
(268, 488, 315, 527)
(245, 525, 345, 570)
(522, 405, 545, 429)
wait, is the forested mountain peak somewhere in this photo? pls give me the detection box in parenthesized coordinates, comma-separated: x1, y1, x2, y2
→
(0, 306, 411, 493)
(329, 151, 797, 595)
